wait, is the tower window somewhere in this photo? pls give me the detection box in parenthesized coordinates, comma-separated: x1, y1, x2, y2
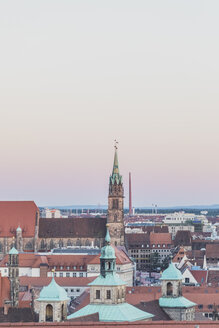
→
(167, 282, 173, 296)
(106, 290, 111, 299)
(96, 290, 100, 299)
(113, 199, 118, 209)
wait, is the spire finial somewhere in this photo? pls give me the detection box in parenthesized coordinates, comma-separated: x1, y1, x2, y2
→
(114, 139, 118, 150)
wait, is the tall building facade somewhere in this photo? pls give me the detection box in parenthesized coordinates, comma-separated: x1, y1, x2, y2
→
(107, 146, 125, 246)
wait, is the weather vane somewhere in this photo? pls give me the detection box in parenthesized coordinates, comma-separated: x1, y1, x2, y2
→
(114, 139, 118, 150)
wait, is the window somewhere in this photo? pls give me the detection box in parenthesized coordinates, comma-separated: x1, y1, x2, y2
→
(73, 266, 77, 270)
(163, 244, 166, 248)
(60, 273, 63, 277)
(167, 282, 173, 296)
(73, 273, 76, 277)
(106, 290, 111, 299)
(158, 244, 160, 248)
(65, 289, 68, 292)
(79, 273, 83, 277)
(112, 199, 119, 209)
(66, 273, 70, 277)
(96, 290, 100, 299)
(80, 266, 83, 270)
(208, 304, 213, 309)
(71, 289, 74, 292)
(152, 244, 155, 248)
(185, 278, 190, 284)
(66, 266, 70, 270)
(76, 289, 80, 293)
(60, 266, 63, 270)
(198, 304, 203, 309)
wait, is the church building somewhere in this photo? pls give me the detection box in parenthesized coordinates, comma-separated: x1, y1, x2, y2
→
(37, 145, 125, 250)
(67, 226, 153, 322)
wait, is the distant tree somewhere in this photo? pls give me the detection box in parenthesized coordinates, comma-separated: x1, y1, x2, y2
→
(161, 255, 170, 271)
(150, 252, 160, 271)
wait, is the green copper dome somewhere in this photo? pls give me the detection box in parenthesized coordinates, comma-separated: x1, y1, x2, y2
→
(37, 277, 69, 302)
(9, 247, 18, 255)
(16, 226, 22, 232)
(160, 262, 183, 280)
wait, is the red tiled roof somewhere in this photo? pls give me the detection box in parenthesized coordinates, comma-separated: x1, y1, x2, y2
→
(190, 270, 207, 285)
(125, 233, 150, 248)
(0, 254, 48, 268)
(20, 276, 96, 288)
(0, 274, 10, 306)
(39, 217, 106, 239)
(87, 247, 131, 265)
(206, 244, 219, 258)
(150, 233, 172, 245)
(0, 201, 38, 238)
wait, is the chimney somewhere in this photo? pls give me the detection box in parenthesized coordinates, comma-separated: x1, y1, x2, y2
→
(129, 172, 132, 216)
(40, 264, 49, 278)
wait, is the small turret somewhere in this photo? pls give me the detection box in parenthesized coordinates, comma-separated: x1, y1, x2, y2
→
(16, 226, 23, 252)
(8, 245, 19, 307)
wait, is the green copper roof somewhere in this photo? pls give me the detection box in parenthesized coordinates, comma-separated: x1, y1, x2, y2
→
(110, 148, 122, 185)
(159, 296, 196, 308)
(16, 226, 22, 232)
(160, 262, 183, 280)
(112, 149, 119, 175)
(105, 226, 111, 244)
(89, 272, 126, 286)
(9, 247, 18, 255)
(67, 303, 153, 322)
(37, 277, 69, 302)
(100, 227, 116, 260)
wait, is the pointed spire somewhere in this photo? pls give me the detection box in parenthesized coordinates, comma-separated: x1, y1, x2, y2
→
(110, 140, 122, 185)
(105, 224, 111, 244)
(112, 143, 119, 175)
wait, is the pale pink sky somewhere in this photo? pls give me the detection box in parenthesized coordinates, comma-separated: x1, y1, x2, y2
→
(0, 1, 219, 207)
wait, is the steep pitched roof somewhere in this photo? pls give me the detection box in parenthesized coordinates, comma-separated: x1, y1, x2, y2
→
(174, 230, 192, 247)
(206, 244, 219, 258)
(0, 201, 38, 238)
(39, 217, 107, 238)
(125, 233, 150, 248)
(150, 233, 172, 245)
(190, 270, 207, 285)
(20, 276, 96, 288)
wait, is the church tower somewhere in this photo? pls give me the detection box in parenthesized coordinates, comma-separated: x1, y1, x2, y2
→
(107, 143, 124, 246)
(159, 261, 196, 321)
(8, 246, 19, 307)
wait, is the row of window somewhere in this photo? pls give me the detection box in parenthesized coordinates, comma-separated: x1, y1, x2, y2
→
(130, 244, 170, 249)
(198, 304, 219, 309)
(52, 265, 84, 270)
(65, 288, 81, 293)
(96, 289, 111, 299)
(54, 272, 85, 277)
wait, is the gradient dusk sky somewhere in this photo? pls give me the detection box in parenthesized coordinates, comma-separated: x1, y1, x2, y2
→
(0, 1, 219, 207)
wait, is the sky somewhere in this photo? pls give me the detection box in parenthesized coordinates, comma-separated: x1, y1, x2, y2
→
(0, 1, 219, 207)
